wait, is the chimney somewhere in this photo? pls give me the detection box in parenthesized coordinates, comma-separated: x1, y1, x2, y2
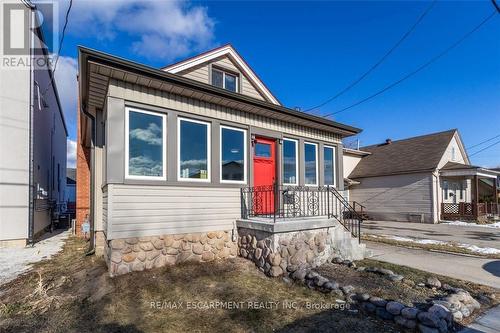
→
(385, 139, 392, 145)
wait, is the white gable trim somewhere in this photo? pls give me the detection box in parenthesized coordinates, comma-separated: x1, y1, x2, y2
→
(163, 45, 280, 105)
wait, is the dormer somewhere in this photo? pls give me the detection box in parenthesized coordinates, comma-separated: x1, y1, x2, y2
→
(162, 44, 281, 105)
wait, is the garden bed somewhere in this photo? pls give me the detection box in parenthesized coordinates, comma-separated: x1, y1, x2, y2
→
(0, 237, 399, 333)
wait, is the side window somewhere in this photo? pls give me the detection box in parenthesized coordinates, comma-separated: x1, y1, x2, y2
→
(323, 146, 336, 186)
(304, 142, 318, 186)
(125, 107, 166, 180)
(283, 138, 298, 185)
(220, 126, 246, 183)
(178, 118, 211, 181)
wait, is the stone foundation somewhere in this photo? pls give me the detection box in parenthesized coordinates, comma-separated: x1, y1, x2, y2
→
(105, 230, 238, 276)
(238, 225, 347, 277)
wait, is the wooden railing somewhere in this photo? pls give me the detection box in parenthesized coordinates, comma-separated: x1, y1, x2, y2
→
(441, 202, 499, 220)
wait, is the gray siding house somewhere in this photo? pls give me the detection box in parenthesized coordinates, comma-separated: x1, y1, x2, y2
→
(0, 1, 68, 247)
(78, 45, 367, 276)
(345, 130, 499, 223)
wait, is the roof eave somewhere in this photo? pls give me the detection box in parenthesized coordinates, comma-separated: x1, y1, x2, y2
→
(78, 46, 362, 137)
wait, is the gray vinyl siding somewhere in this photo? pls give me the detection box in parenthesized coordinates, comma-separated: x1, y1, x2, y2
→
(102, 186, 108, 236)
(102, 78, 344, 239)
(176, 56, 267, 102)
(107, 79, 340, 143)
(349, 172, 434, 223)
(105, 184, 240, 239)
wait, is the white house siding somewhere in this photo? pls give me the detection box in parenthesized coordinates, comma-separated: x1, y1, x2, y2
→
(437, 135, 468, 169)
(0, 66, 30, 245)
(176, 55, 268, 102)
(0, 7, 67, 245)
(349, 172, 434, 223)
(343, 154, 363, 179)
(105, 185, 240, 239)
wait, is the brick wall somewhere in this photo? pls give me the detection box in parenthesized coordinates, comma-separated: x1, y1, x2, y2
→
(76, 101, 90, 237)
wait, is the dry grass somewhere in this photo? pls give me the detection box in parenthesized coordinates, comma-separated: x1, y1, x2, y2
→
(362, 234, 500, 259)
(0, 237, 400, 333)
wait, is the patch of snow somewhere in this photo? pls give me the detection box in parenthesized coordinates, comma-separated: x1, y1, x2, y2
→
(0, 230, 70, 286)
(441, 221, 500, 228)
(459, 245, 500, 255)
(370, 234, 500, 256)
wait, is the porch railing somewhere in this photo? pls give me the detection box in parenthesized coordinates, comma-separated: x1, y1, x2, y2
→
(441, 202, 499, 220)
(240, 184, 363, 241)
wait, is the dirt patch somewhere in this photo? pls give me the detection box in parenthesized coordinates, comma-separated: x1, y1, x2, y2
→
(0, 237, 400, 333)
(315, 259, 499, 328)
(317, 263, 446, 306)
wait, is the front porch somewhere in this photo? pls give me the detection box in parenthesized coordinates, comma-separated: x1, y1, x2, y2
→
(236, 185, 368, 276)
(439, 162, 500, 222)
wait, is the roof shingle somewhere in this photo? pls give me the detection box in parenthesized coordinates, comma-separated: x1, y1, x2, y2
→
(349, 129, 457, 178)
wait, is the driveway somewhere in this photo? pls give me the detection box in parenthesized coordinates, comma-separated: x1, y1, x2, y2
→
(367, 241, 500, 288)
(363, 220, 500, 249)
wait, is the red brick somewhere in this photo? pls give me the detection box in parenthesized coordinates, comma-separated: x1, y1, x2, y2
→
(76, 96, 90, 237)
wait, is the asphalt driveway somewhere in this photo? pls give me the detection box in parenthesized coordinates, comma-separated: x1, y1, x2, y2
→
(363, 220, 500, 249)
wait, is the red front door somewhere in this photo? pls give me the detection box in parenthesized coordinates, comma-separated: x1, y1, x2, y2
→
(253, 137, 276, 214)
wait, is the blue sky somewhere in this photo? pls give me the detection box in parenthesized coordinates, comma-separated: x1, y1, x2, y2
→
(53, 0, 500, 168)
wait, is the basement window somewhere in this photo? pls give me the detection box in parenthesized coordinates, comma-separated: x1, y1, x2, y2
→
(212, 68, 238, 92)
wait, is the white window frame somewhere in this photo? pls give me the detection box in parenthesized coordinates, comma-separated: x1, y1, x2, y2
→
(304, 142, 318, 186)
(323, 145, 337, 187)
(177, 117, 211, 183)
(212, 67, 239, 93)
(283, 138, 299, 186)
(220, 125, 247, 184)
(125, 107, 167, 180)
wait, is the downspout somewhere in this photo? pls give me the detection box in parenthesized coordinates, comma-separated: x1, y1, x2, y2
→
(81, 103, 96, 255)
(27, 5, 36, 246)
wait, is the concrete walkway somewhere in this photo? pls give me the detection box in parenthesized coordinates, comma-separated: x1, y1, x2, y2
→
(0, 230, 70, 286)
(459, 305, 500, 333)
(363, 220, 500, 249)
(367, 241, 500, 288)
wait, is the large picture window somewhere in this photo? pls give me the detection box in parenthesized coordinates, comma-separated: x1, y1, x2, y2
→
(220, 126, 246, 183)
(125, 107, 166, 180)
(304, 142, 318, 186)
(324, 146, 336, 186)
(178, 118, 211, 181)
(283, 138, 298, 185)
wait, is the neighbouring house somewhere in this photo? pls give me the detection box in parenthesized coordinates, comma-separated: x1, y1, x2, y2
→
(77, 44, 368, 277)
(0, 1, 68, 247)
(344, 130, 500, 224)
(65, 168, 76, 219)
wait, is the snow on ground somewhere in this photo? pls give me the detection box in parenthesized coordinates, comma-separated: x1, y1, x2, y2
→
(369, 234, 500, 255)
(442, 221, 500, 228)
(0, 230, 70, 286)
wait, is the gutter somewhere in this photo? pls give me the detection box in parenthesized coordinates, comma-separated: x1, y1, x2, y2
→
(81, 102, 96, 255)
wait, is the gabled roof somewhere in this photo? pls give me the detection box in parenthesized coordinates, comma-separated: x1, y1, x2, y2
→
(349, 129, 458, 179)
(162, 44, 281, 105)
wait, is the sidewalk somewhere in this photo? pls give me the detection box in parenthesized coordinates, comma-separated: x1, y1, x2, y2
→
(367, 241, 500, 288)
(459, 305, 500, 333)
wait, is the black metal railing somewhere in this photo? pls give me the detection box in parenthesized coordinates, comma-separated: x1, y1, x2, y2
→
(240, 184, 362, 241)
